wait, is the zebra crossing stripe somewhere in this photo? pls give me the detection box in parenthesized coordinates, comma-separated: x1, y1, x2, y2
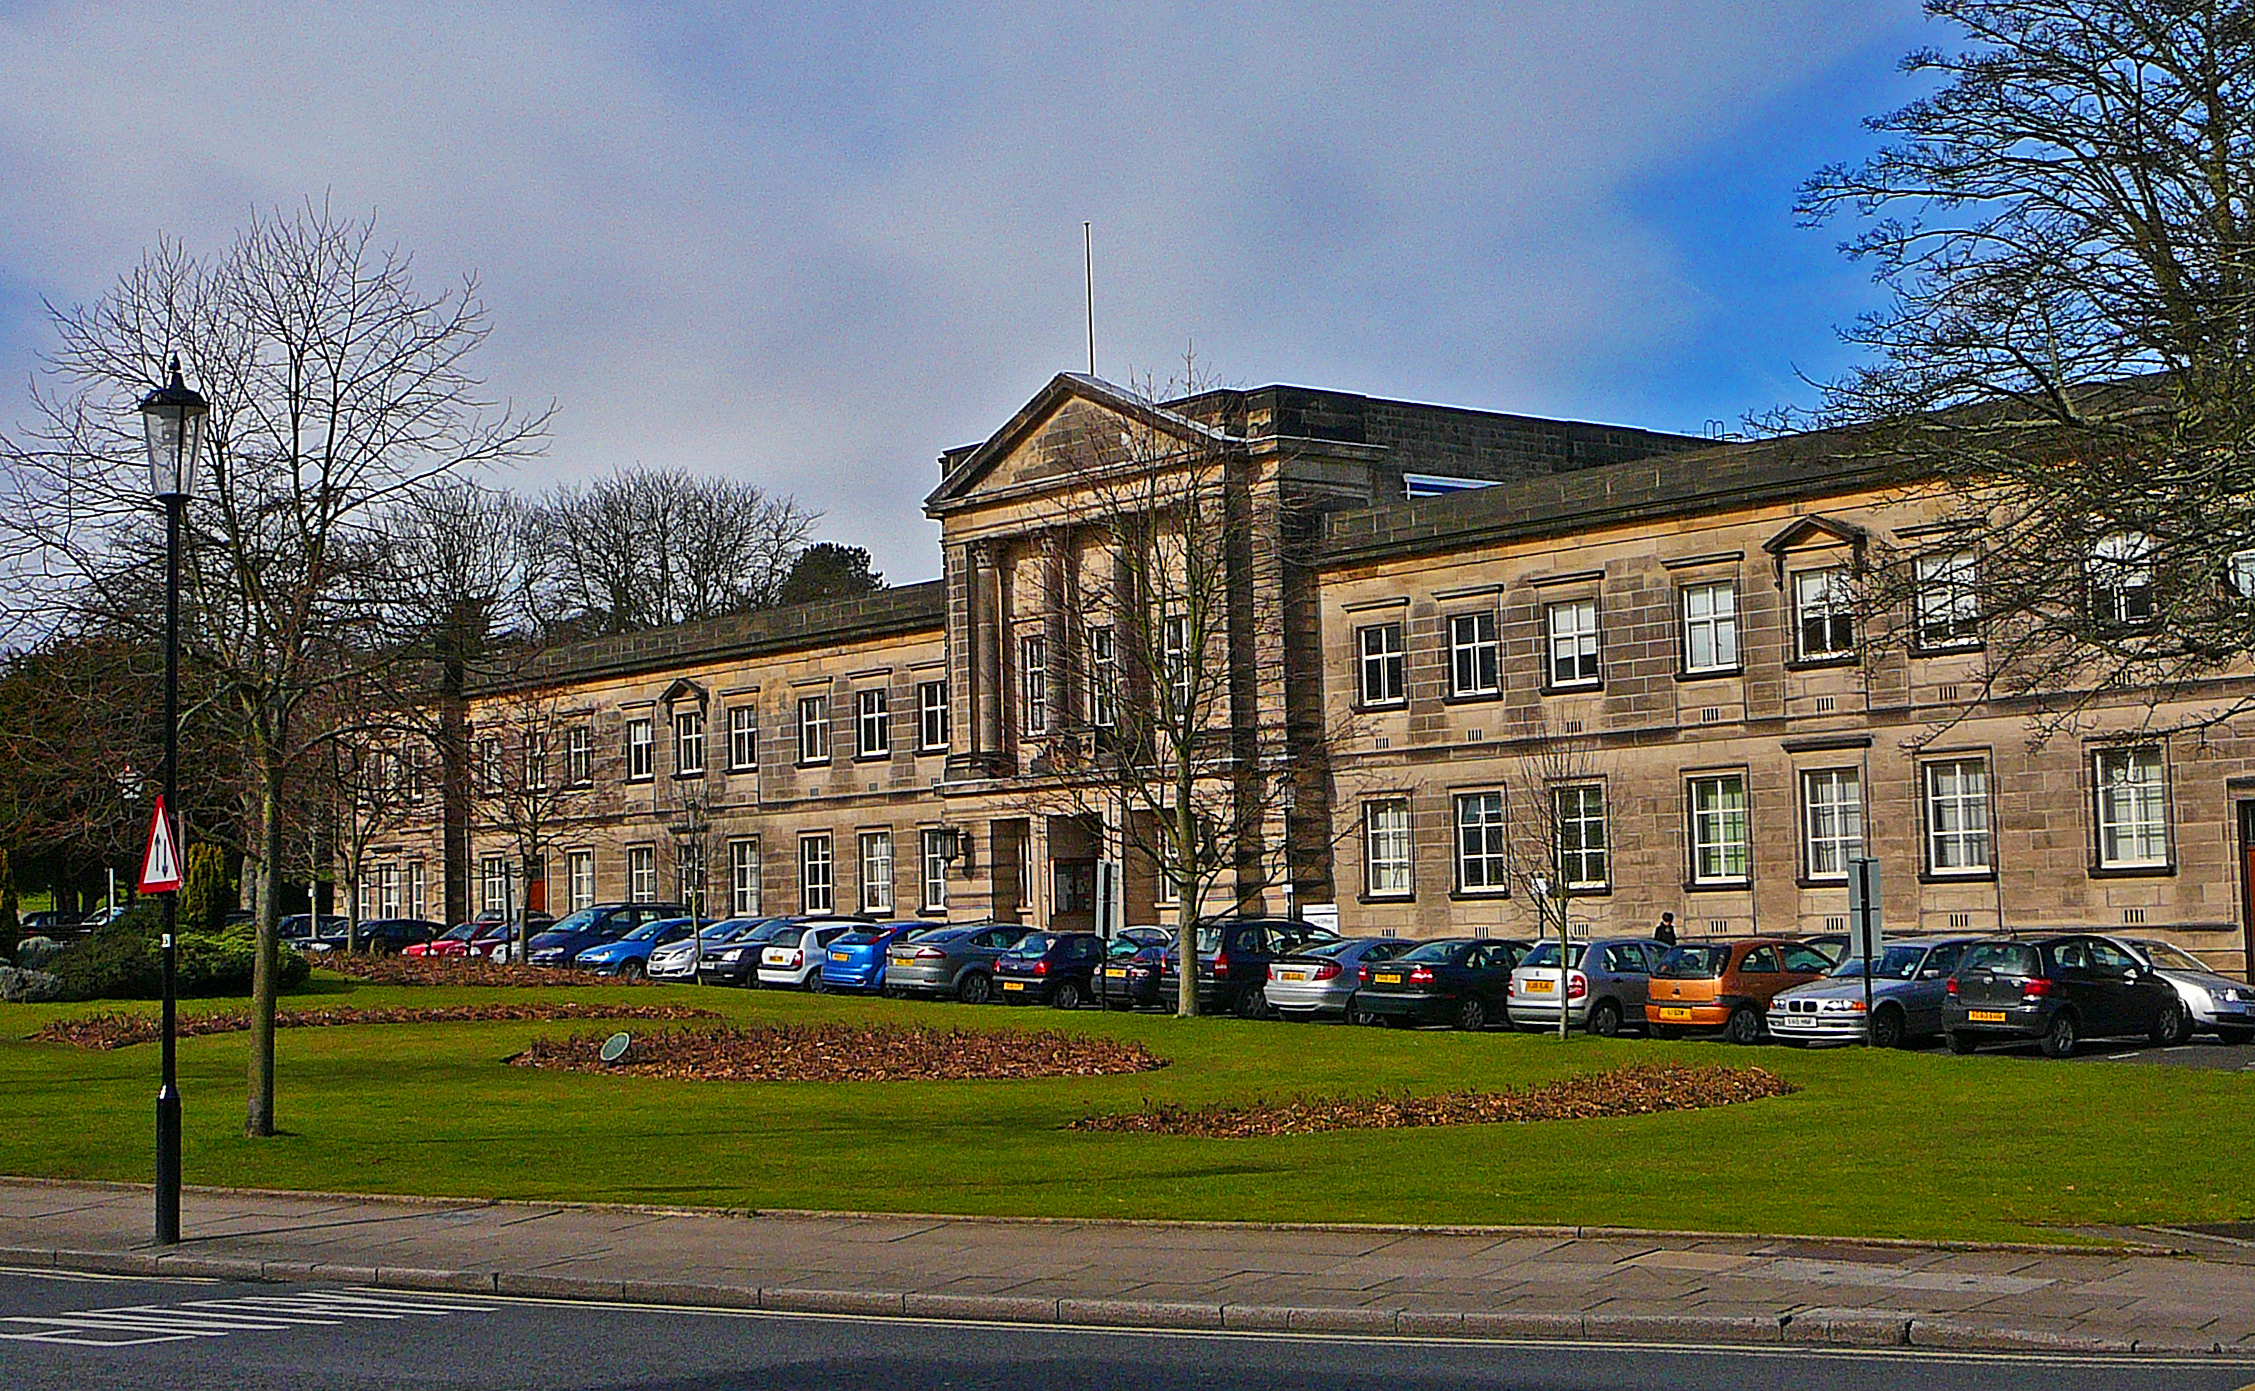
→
(0, 1286, 498, 1349)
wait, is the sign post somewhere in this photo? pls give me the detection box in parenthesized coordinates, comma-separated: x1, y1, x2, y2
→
(1848, 856, 1882, 1047)
(138, 796, 183, 894)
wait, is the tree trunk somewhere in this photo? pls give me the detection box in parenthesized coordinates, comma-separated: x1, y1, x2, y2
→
(1174, 798, 1198, 1018)
(246, 734, 283, 1138)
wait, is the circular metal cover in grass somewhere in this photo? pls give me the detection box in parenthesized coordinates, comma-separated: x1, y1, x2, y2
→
(599, 1032, 632, 1064)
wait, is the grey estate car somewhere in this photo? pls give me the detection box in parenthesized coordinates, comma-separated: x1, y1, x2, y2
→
(2123, 937, 2255, 1044)
(1767, 937, 1979, 1048)
(1507, 938, 1668, 1036)
(883, 922, 1033, 1003)
(1264, 937, 1420, 1022)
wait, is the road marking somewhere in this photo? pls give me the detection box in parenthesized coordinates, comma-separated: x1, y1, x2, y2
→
(0, 1286, 498, 1349)
(2107, 1050, 2140, 1060)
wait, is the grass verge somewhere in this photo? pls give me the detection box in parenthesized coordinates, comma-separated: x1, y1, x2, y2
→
(0, 970, 2246, 1243)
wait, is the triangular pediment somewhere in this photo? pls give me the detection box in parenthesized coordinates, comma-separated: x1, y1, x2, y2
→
(924, 373, 1235, 515)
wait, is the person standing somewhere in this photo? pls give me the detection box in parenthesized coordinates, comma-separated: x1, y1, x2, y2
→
(1654, 911, 1677, 946)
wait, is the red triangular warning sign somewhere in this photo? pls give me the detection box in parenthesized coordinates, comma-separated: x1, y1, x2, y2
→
(139, 796, 182, 894)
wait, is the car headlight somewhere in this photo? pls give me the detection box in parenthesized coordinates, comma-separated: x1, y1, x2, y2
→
(1818, 998, 1866, 1013)
(715, 949, 742, 962)
(2218, 987, 2246, 1004)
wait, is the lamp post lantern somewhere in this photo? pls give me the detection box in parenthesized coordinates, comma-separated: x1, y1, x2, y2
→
(140, 356, 206, 1246)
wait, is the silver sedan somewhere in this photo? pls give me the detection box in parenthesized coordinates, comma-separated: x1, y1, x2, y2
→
(1265, 937, 1419, 1022)
(2124, 937, 2255, 1045)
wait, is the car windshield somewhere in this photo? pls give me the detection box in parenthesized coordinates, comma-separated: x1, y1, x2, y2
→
(1518, 943, 1588, 970)
(1964, 942, 2040, 977)
(1398, 940, 1465, 964)
(1006, 933, 1053, 958)
(438, 923, 477, 942)
(1289, 939, 1361, 961)
(543, 909, 605, 935)
(1830, 944, 1928, 980)
(621, 921, 674, 941)
(1654, 944, 1733, 978)
(2138, 941, 2210, 973)
(1106, 936, 1155, 959)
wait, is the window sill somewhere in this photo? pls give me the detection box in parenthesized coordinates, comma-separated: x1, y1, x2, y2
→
(724, 764, 755, 776)
(671, 771, 706, 781)
(915, 745, 947, 757)
(1449, 888, 1513, 902)
(1542, 681, 1603, 697)
(1911, 641, 1984, 658)
(1675, 667, 1744, 683)
(1683, 878, 1752, 893)
(2088, 861, 2177, 879)
(1561, 883, 1613, 898)
(1441, 690, 1503, 706)
(625, 775, 654, 785)
(1784, 654, 1858, 672)
(854, 751, 891, 763)
(1795, 875, 1851, 890)
(1918, 868, 1998, 885)
(795, 759, 832, 770)
(1355, 700, 1409, 714)
(1359, 891, 1416, 905)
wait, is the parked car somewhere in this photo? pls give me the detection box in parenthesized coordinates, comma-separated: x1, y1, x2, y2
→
(573, 917, 704, 978)
(1646, 938, 1834, 1043)
(1098, 933, 1172, 1010)
(1116, 925, 1174, 948)
(464, 919, 534, 960)
(757, 920, 864, 989)
(19, 911, 71, 934)
(884, 922, 1033, 1003)
(1158, 916, 1346, 1019)
(1767, 937, 1979, 1048)
(1266, 937, 1420, 1023)
(1507, 937, 1668, 1036)
(525, 903, 689, 968)
(1945, 934, 2185, 1057)
(994, 930, 1104, 1008)
(2123, 937, 2255, 1045)
(279, 914, 352, 952)
(349, 918, 448, 954)
(1799, 933, 1853, 965)
(402, 921, 483, 959)
(1357, 937, 1531, 1031)
(663, 917, 793, 985)
(820, 920, 943, 993)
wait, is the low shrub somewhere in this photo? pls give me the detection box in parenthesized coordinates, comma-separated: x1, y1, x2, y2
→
(13, 937, 64, 970)
(48, 909, 310, 1002)
(0, 966, 63, 1003)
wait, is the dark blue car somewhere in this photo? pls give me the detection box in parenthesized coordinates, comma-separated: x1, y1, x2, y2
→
(817, 920, 944, 992)
(525, 902, 687, 968)
(995, 931, 1104, 1009)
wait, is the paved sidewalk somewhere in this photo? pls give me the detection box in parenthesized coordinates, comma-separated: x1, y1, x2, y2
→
(2, 1179, 2251, 1359)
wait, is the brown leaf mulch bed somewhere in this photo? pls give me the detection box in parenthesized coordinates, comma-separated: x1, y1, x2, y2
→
(1068, 1063, 1795, 1137)
(509, 1021, 1169, 1083)
(35, 1002, 722, 1051)
(314, 956, 647, 988)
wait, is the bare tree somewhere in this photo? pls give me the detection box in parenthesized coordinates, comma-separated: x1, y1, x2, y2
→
(1798, 0, 2255, 740)
(470, 688, 590, 962)
(1003, 374, 1349, 1017)
(0, 203, 546, 1136)
(529, 468, 817, 635)
(1497, 727, 1613, 1040)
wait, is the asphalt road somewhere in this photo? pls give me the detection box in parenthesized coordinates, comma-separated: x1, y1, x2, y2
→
(0, 1271, 2247, 1391)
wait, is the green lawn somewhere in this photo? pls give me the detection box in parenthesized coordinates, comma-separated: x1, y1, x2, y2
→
(0, 972, 2246, 1243)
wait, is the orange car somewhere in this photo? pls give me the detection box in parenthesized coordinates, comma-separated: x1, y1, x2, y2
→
(1645, 938, 1836, 1044)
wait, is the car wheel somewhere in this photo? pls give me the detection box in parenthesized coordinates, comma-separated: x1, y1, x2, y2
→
(2151, 999, 2194, 1046)
(1454, 997, 1488, 1032)
(1724, 1006, 1763, 1046)
(618, 960, 644, 981)
(1587, 999, 1622, 1038)
(1381, 1014, 1411, 1029)
(880, 985, 905, 1000)
(2218, 1026, 2254, 1046)
(1231, 987, 1269, 1020)
(1650, 1023, 1681, 1041)
(808, 973, 829, 994)
(1946, 1030, 1979, 1055)
(958, 973, 992, 1006)
(1052, 980, 1084, 1010)
(2039, 1011, 2080, 1059)
(1868, 1005, 1906, 1051)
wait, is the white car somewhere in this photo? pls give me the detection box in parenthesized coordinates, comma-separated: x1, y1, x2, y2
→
(757, 922, 856, 989)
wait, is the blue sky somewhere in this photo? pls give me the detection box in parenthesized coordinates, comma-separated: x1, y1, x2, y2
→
(0, 1, 1933, 583)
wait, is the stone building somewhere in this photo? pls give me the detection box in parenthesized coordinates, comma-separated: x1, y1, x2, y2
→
(360, 373, 2255, 978)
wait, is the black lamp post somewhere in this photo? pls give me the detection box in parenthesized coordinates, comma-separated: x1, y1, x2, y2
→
(140, 356, 207, 1247)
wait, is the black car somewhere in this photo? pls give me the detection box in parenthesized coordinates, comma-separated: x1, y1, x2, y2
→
(1098, 934, 1171, 1010)
(687, 917, 804, 986)
(525, 902, 689, 968)
(994, 931, 1103, 1008)
(350, 918, 447, 954)
(1356, 937, 1531, 1031)
(1945, 934, 2184, 1057)
(1158, 916, 1346, 1019)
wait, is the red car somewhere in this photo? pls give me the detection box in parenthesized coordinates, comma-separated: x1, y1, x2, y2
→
(402, 921, 482, 959)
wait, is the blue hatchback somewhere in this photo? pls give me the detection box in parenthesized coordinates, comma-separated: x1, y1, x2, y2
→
(574, 917, 703, 979)
(817, 920, 944, 992)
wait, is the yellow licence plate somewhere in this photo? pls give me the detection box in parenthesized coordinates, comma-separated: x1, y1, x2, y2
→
(1659, 1007, 1694, 1020)
(1967, 1009, 2007, 1023)
(829, 952, 850, 962)
(1105, 968, 1128, 978)
(1525, 979, 1554, 993)
(1002, 980, 1025, 991)
(1374, 973, 1401, 985)
(1277, 970, 1307, 981)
